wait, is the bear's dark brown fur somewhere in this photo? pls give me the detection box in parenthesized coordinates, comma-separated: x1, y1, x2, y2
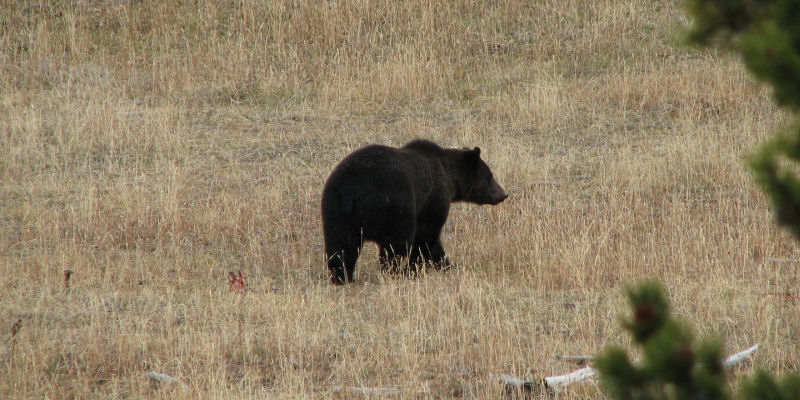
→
(321, 139, 508, 284)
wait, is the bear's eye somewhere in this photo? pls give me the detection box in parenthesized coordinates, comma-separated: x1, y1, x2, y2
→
(487, 173, 493, 182)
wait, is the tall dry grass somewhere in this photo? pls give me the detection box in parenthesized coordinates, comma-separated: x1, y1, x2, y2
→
(1, 0, 797, 398)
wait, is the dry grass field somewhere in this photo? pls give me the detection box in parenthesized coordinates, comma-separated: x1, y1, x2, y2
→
(1, 0, 798, 398)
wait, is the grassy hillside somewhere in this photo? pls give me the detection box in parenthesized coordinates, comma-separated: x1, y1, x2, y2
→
(1, 1, 797, 398)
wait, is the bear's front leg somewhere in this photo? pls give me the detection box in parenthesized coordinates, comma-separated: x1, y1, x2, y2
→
(410, 239, 450, 270)
(428, 240, 451, 270)
(378, 242, 412, 275)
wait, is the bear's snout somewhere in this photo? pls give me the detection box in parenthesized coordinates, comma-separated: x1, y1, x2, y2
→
(492, 190, 509, 205)
(488, 180, 508, 205)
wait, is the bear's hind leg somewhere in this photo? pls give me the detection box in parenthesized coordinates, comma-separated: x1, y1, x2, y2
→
(326, 251, 358, 284)
(325, 236, 362, 285)
(373, 215, 416, 276)
(378, 242, 413, 275)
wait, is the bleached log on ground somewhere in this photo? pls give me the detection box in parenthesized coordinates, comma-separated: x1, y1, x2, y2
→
(491, 367, 598, 395)
(723, 344, 759, 367)
(494, 344, 759, 395)
(490, 373, 544, 393)
(332, 386, 401, 396)
(145, 371, 188, 389)
(544, 366, 598, 392)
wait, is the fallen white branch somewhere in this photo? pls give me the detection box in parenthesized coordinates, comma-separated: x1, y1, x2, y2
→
(145, 371, 188, 389)
(545, 366, 597, 393)
(494, 344, 759, 395)
(490, 373, 544, 395)
(332, 386, 401, 396)
(491, 366, 597, 395)
(723, 344, 759, 367)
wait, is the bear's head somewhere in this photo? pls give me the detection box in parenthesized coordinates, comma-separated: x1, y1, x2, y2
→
(459, 147, 508, 205)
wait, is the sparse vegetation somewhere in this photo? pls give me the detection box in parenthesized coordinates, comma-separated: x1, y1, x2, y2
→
(1, 1, 798, 398)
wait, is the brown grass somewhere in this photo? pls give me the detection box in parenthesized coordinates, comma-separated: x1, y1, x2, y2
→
(1, 0, 798, 398)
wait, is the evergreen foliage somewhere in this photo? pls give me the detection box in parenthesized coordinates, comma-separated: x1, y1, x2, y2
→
(686, 0, 800, 109)
(596, 2, 800, 398)
(685, 0, 800, 237)
(740, 371, 800, 400)
(595, 282, 800, 399)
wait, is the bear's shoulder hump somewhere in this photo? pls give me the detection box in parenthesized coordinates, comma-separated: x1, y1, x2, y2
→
(402, 139, 444, 154)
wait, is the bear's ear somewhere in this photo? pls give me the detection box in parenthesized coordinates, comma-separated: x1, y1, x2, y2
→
(464, 147, 481, 166)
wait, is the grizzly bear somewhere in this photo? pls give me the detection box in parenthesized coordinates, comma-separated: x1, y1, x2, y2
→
(321, 139, 508, 284)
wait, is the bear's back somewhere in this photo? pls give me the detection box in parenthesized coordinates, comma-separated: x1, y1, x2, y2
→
(335, 144, 400, 172)
(402, 139, 445, 155)
(323, 141, 445, 205)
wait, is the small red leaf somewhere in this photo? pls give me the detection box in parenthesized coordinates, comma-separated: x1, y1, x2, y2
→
(63, 269, 73, 289)
(229, 271, 247, 293)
